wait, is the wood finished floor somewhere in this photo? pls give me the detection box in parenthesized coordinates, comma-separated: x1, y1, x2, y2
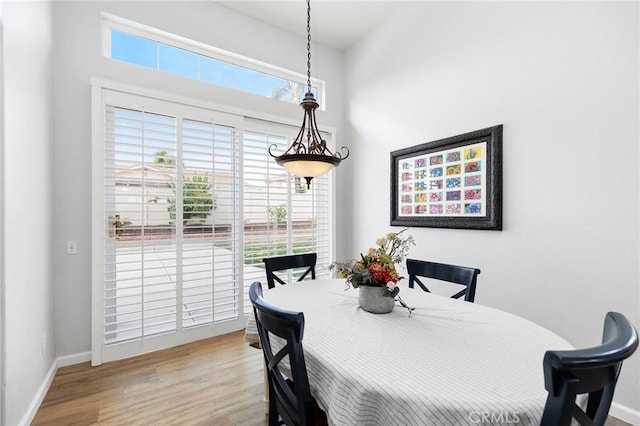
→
(33, 331, 266, 425)
(33, 330, 631, 426)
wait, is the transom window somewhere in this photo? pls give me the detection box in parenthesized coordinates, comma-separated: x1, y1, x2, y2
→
(102, 14, 324, 107)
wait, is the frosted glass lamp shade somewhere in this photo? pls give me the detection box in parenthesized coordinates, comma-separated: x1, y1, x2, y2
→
(275, 154, 341, 178)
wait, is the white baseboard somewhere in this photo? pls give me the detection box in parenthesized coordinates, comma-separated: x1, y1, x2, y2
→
(16, 351, 90, 425)
(17, 358, 57, 426)
(611, 402, 640, 425)
(57, 350, 91, 368)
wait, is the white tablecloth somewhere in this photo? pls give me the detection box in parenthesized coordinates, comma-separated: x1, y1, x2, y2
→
(245, 279, 573, 426)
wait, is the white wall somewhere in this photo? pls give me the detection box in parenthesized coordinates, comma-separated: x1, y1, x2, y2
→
(0, 4, 4, 423)
(344, 1, 639, 415)
(52, 1, 345, 357)
(2, 1, 56, 424)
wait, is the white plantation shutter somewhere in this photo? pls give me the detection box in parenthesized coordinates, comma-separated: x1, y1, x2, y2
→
(93, 86, 334, 364)
(95, 90, 243, 364)
(104, 106, 179, 344)
(181, 118, 240, 327)
(242, 120, 331, 312)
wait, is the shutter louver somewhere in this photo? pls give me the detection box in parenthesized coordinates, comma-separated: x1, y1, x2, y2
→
(104, 107, 178, 344)
(181, 119, 240, 327)
(242, 124, 331, 312)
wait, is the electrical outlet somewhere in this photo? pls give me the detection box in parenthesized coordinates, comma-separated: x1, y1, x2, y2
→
(66, 240, 78, 255)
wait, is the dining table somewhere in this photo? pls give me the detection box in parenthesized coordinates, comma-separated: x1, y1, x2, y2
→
(245, 278, 574, 426)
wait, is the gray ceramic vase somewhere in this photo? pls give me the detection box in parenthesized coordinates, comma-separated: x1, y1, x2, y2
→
(358, 285, 395, 314)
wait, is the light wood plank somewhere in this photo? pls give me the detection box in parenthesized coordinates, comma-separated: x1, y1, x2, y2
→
(33, 331, 266, 426)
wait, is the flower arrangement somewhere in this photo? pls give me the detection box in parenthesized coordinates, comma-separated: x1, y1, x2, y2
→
(330, 229, 415, 298)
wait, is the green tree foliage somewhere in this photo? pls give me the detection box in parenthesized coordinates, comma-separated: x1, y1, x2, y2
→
(154, 150, 176, 166)
(152, 151, 215, 224)
(167, 175, 215, 223)
(271, 81, 304, 104)
(267, 204, 287, 224)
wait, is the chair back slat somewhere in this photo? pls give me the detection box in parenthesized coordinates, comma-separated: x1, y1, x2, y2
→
(263, 253, 317, 289)
(406, 259, 480, 302)
(541, 312, 639, 426)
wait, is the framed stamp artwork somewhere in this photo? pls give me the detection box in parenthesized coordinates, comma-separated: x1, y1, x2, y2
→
(390, 125, 502, 230)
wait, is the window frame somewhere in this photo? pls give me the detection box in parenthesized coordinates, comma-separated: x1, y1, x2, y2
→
(101, 13, 326, 109)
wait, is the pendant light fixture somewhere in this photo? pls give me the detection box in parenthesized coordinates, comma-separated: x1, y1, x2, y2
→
(269, 0, 349, 189)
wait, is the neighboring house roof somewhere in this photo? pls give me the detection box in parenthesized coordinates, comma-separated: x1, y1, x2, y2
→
(115, 164, 235, 186)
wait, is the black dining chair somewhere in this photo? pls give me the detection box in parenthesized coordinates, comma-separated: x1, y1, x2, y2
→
(249, 281, 327, 426)
(541, 311, 638, 426)
(406, 258, 481, 302)
(263, 253, 317, 289)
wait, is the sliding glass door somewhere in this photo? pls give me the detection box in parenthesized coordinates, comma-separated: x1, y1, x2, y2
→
(92, 87, 332, 364)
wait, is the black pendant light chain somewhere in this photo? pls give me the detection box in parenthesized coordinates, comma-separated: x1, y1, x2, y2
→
(268, 0, 349, 188)
(306, 0, 312, 92)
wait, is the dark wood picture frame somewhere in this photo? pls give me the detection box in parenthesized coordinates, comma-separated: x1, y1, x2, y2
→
(390, 125, 502, 230)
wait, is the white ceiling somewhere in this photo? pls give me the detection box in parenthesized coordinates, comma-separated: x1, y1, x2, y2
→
(217, 1, 400, 50)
